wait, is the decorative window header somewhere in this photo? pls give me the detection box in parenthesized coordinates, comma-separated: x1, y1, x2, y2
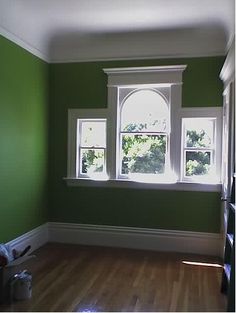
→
(65, 65, 222, 191)
(103, 65, 187, 86)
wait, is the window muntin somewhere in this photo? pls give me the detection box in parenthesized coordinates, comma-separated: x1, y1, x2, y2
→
(77, 119, 106, 178)
(119, 89, 169, 180)
(182, 118, 216, 181)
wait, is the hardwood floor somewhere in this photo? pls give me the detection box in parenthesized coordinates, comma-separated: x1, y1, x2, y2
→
(0, 243, 226, 312)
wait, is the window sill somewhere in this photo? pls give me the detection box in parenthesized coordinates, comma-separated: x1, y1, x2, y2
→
(64, 177, 221, 192)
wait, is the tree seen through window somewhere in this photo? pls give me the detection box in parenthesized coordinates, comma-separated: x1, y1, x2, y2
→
(120, 89, 169, 177)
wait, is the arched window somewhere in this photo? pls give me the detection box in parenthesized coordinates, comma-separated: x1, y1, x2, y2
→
(67, 65, 222, 189)
(119, 89, 169, 180)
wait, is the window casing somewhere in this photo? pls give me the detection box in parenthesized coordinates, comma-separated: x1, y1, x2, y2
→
(180, 108, 222, 184)
(67, 109, 107, 181)
(66, 66, 222, 191)
(104, 66, 186, 184)
(118, 87, 171, 182)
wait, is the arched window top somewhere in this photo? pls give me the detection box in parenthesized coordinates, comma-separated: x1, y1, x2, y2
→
(121, 89, 169, 132)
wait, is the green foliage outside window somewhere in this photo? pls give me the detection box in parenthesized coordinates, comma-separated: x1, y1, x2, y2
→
(82, 149, 104, 174)
(186, 151, 210, 176)
(185, 129, 211, 176)
(186, 130, 211, 148)
(121, 134, 166, 174)
(81, 126, 213, 178)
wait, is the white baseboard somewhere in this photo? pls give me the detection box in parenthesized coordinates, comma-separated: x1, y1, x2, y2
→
(49, 222, 223, 257)
(5, 222, 223, 257)
(7, 223, 49, 253)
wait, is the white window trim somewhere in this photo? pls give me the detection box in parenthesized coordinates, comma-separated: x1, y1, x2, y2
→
(179, 107, 222, 184)
(65, 66, 222, 192)
(67, 109, 108, 179)
(104, 65, 186, 183)
(104, 65, 187, 86)
(64, 177, 221, 192)
(117, 87, 170, 181)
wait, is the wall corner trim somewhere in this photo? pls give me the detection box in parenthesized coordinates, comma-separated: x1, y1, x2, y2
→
(220, 37, 235, 85)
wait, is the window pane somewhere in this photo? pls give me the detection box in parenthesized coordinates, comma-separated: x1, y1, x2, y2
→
(81, 121, 106, 147)
(81, 149, 104, 174)
(185, 151, 211, 176)
(121, 134, 166, 174)
(121, 90, 169, 132)
(185, 119, 214, 148)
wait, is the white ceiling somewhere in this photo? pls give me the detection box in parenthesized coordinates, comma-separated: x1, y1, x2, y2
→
(0, 0, 234, 62)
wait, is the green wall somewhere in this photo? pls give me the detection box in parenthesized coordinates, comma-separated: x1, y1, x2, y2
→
(0, 35, 49, 242)
(49, 57, 224, 233)
(0, 34, 225, 241)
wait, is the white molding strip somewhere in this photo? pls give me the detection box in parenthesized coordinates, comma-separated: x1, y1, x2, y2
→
(103, 65, 187, 75)
(64, 177, 221, 192)
(220, 37, 235, 86)
(0, 25, 49, 62)
(49, 51, 226, 64)
(5, 222, 223, 257)
(0, 26, 226, 65)
(103, 65, 187, 86)
(7, 223, 49, 253)
(49, 222, 223, 257)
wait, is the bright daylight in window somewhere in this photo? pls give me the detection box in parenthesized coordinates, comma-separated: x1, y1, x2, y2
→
(182, 118, 216, 182)
(119, 89, 170, 182)
(67, 65, 222, 190)
(77, 119, 107, 179)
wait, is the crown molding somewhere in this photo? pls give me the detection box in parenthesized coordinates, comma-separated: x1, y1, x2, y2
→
(220, 37, 235, 85)
(50, 51, 226, 64)
(0, 27, 227, 64)
(0, 25, 49, 62)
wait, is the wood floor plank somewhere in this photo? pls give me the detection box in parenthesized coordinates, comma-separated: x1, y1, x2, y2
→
(0, 243, 227, 312)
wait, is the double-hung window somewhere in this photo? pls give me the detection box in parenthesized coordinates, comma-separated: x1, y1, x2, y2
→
(180, 108, 222, 184)
(105, 66, 186, 184)
(66, 66, 222, 191)
(182, 118, 215, 181)
(67, 109, 107, 180)
(118, 88, 170, 182)
(78, 119, 106, 178)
